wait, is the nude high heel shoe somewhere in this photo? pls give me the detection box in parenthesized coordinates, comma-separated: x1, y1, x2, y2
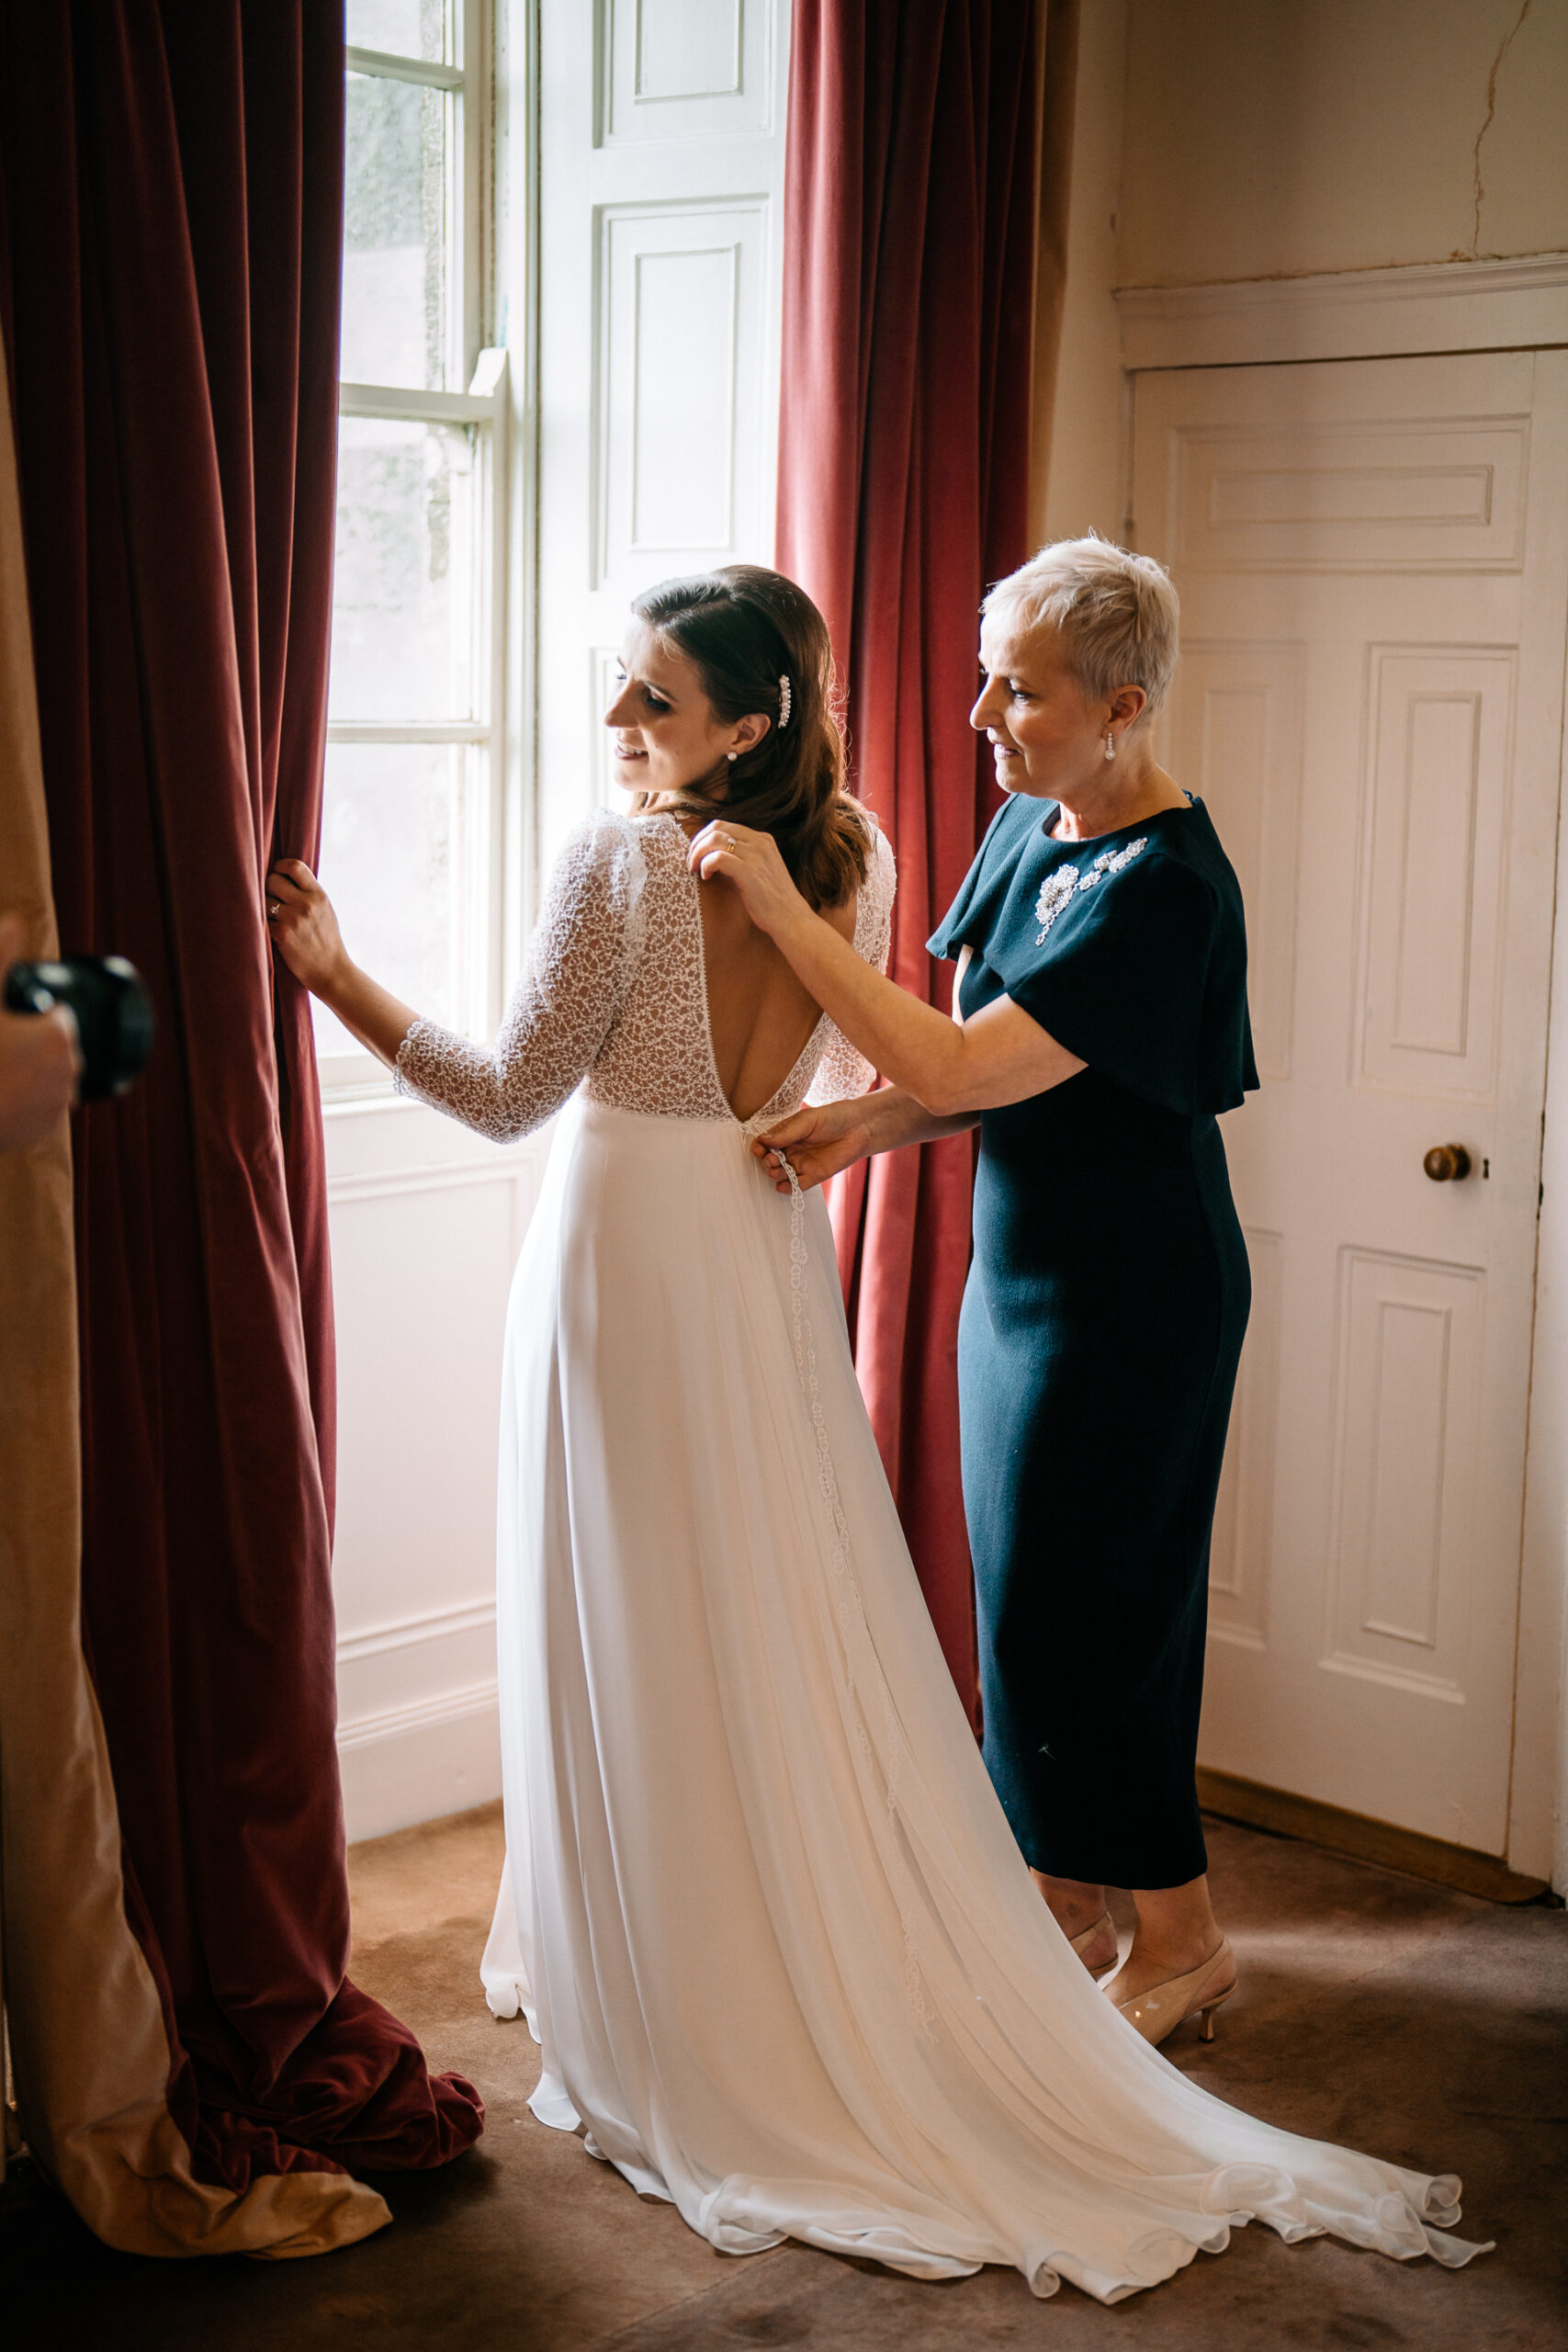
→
(1111, 1937, 1235, 2047)
(1067, 1909, 1119, 1977)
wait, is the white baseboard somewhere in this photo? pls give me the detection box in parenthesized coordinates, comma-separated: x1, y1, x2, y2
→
(336, 1677, 503, 1843)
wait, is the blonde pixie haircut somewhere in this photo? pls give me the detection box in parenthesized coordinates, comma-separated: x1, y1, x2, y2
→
(981, 532, 1179, 730)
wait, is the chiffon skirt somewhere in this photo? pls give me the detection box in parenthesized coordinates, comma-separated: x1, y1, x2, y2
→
(479, 1095, 1484, 2302)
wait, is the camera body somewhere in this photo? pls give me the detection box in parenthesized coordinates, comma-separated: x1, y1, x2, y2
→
(4, 956, 155, 1101)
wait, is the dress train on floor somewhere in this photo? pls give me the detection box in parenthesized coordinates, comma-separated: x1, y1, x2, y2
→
(479, 1095, 1486, 2304)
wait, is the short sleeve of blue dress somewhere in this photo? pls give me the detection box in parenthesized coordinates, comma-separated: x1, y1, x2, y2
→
(927, 795, 1257, 1114)
(926, 795, 1258, 1891)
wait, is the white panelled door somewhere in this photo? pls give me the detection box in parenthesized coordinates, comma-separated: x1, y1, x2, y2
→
(1134, 352, 1568, 1855)
(536, 0, 792, 876)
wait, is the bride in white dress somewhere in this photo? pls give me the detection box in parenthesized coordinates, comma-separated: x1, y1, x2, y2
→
(267, 565, 1483, 2303)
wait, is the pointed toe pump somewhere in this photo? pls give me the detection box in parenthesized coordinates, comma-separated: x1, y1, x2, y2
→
(1111, 1938, 1236, 2047)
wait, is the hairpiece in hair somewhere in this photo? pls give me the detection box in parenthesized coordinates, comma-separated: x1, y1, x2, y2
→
(777, 673, 793, 728)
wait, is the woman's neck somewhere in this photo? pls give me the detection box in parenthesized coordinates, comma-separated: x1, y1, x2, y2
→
(1046, 750, 1189, 842)
(639, 786, 720, 831)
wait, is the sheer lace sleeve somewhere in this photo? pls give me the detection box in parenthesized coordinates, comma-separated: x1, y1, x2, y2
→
(393, 815, 646, 1142)
(808, 821, 897, 1104)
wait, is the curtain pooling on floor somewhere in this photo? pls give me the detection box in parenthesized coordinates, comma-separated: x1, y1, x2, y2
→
(0, 0, 482, 2221)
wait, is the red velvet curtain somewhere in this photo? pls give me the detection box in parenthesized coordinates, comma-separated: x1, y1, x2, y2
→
(777, 0, 1043, 1721)
(0, 2, 481, 2187)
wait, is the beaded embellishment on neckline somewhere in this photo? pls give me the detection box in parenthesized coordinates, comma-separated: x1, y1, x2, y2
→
(1034, 836, 1148, 944)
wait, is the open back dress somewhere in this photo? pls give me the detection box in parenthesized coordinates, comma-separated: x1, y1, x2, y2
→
(390, 806, 1483, 2303)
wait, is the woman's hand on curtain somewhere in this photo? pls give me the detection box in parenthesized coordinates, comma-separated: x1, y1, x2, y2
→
(266, 860, 420, 1069)
(266, 860, 349, 993)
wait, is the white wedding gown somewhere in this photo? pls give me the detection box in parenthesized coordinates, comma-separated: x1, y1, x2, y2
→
(394, 808, 1484, 2303)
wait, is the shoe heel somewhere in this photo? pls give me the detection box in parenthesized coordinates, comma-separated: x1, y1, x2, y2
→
(1195, 1981, 1235, 2043)
(1113, 1939, 1235, 2049)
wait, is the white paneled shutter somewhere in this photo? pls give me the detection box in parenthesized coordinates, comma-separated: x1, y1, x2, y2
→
(534, 0, 793, 883)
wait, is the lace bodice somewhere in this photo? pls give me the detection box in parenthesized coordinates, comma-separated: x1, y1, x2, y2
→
(394, 810, 896, 1143)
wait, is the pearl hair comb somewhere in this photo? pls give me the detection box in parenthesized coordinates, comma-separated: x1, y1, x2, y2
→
(778, 673, 792, 728)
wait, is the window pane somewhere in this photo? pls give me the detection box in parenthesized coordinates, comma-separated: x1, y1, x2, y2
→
(347, 0, 455, 65)
(342, 70, 452, 389)
(311, 741, 481, 1056)
(330, 415, 479, 722)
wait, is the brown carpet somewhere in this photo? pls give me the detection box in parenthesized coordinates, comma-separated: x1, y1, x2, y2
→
(6, 1804, 1565, 2348)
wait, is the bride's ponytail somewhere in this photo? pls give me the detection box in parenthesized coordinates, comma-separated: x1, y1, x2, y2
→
(629, 566, 871, 911)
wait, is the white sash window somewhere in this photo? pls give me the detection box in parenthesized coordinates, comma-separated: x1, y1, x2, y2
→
(322, 1, 506, 1099)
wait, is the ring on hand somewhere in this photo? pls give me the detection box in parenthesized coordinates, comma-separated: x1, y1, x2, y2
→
(717, 831, 737, 850)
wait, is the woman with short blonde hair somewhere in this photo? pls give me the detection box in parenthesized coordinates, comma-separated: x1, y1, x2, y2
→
(703, 533, 1255, 2045)
(980, 534, 1181, 724)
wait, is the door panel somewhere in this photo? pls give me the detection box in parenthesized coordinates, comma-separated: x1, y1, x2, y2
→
(1326, 1246, 1483, 1691)
(1357, 648, 1513, 1098)
(1134, 351, 1568, 1854)
(1168, 413, 1531, 573)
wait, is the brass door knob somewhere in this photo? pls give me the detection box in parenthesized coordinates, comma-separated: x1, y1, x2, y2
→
(1423, 1143, 1472, 1182)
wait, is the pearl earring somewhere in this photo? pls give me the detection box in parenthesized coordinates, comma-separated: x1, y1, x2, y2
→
(727, 751, 738, 763)
(1103, 731, 1116, 762)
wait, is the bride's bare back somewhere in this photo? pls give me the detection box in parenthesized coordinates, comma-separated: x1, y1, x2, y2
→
(695, 866, 858, 1125)
(390, 811, 892, 1143)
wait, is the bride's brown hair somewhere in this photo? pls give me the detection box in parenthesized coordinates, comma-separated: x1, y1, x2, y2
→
(629, 564, 870, 911)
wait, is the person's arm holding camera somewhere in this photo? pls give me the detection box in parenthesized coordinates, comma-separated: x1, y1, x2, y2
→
(0, 912, 80, 1151)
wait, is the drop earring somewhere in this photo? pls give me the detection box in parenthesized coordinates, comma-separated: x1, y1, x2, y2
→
(1103, 731, 1116, 762)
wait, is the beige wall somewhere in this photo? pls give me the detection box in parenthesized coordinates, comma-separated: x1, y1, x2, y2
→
(1038, 0, 1131, 542)
(1041, 0, 1568, 542)
(1119, 0, 1568, 288)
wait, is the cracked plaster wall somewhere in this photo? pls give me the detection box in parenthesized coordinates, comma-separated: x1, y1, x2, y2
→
(1040, 0, 1568, 537)
(1114, 0, 1568, 288)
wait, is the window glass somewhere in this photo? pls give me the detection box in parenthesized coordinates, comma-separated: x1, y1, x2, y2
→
(324, 1, 486, 1073)
(342, 71, 450, 389)
(313, 741, 479, 1055)
(347, 0, 452, 63)
(329, 415, 478, 723)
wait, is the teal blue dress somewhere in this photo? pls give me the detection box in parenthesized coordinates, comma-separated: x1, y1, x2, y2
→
(929, 793, 1257, 1891)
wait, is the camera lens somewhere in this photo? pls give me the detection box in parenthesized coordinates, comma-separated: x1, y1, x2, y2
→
(3, 955, 155, 1100)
